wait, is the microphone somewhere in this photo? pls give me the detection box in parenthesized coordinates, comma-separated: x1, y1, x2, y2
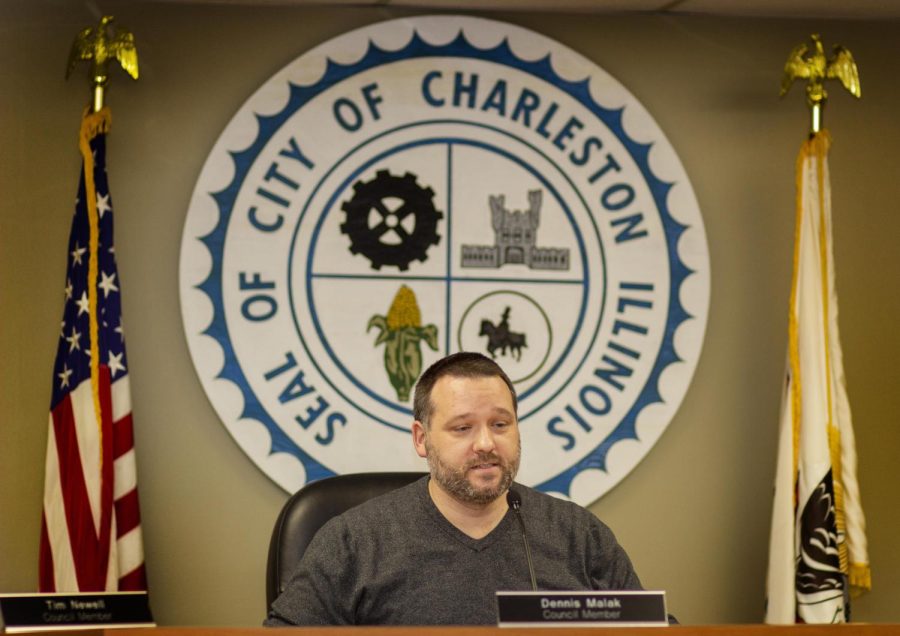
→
(507, 488, 537, 591)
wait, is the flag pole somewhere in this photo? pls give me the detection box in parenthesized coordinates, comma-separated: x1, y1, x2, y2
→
(39, 15, 147, 593)
(65, 15, 139, 113)
(779, 33, 861, 136)
(63, 16, 139, 439)
(766, 34, 869, 624)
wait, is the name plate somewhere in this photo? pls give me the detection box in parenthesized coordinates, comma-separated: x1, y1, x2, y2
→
(496, 590, 668, 627)
(0, 592, 154, 633)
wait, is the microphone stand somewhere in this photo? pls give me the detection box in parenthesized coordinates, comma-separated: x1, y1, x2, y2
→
(507, 489, 537, 591)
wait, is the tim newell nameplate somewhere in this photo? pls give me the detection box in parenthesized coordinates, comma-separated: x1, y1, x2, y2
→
(496, 590, 667, 627)
(0, 592, 154, 633)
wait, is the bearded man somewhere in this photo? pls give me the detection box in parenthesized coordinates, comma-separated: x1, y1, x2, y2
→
(265, 352, 643, 626)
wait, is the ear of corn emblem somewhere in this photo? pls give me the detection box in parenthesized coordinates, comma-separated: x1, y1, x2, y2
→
(368, 285, 439, 402)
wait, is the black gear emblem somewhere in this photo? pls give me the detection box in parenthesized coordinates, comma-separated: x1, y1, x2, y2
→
(339, 170, 442, 271)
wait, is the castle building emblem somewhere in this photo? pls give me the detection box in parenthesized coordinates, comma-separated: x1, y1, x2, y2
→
(179, 16, 710, 505)
(461, 190, 569, 270)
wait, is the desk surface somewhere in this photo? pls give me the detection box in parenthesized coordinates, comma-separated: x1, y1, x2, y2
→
(27, 625, 900, 636)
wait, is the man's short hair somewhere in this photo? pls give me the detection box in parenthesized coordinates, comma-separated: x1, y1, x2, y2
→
(413, 352, 517, 428)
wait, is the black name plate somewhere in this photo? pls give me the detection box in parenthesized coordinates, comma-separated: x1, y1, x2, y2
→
(0, 592, 154, 633)
(496, 590, 668, 627)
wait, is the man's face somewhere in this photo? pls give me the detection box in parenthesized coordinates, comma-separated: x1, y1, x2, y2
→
(413, 374, 520, 505)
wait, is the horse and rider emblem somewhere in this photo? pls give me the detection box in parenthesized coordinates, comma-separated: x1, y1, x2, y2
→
(480, 307, 527, 361)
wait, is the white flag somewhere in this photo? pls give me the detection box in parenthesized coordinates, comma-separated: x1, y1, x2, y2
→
(765, 131, 870, 624)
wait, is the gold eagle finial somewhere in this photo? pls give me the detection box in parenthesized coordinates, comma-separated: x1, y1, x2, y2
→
(780, 34, 860, 134)
(66, 15, 139, 112)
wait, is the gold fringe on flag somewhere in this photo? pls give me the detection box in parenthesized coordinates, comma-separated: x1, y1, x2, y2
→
(77, 106, 112, 467)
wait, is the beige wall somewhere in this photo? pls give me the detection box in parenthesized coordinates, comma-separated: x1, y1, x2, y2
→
(2, 0, 898, 626)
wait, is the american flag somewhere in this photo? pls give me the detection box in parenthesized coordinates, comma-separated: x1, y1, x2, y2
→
(39, 108, 147, 592)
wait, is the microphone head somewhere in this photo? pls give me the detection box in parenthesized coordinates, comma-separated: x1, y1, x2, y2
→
(506, 487, 522, 510)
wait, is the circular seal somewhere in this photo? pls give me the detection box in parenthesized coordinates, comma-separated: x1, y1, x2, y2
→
(179, 15, 710, 505)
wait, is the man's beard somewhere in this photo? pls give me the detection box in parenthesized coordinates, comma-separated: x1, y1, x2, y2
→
(425, 437, 521, 505)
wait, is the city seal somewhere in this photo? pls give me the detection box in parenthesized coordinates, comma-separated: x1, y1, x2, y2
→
(179, 15, 710, 504)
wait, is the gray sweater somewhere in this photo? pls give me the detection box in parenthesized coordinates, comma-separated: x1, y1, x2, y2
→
(265, 476, 642, 626)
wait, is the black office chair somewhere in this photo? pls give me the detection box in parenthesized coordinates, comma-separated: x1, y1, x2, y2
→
(265, 471, 426, 610)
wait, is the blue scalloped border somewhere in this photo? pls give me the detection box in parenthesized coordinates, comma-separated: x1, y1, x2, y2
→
(195, 28, 693, 495)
